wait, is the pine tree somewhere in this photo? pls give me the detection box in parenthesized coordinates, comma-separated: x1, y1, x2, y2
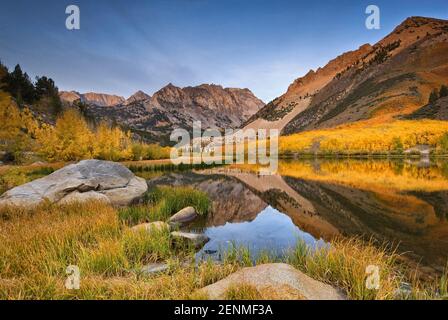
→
(35, 76, 62, 115)
(35, 76, 58, 98)
(439, 85, 448, 98)
(428, 89, 439, 104)
(0, 61, 8, 84)
(4, 64, 36, 104)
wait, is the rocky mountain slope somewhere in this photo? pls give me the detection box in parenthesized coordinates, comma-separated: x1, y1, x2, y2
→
(244, 16, 448, 135)
(406, 96, 448, 120)
(60, 91, 126, 107)
(60, 84, 264, 144)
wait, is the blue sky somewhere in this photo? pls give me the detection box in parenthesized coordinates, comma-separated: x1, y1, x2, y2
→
(0, 0, 447, 102)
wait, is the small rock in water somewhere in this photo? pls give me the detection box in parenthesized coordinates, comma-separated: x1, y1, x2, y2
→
(168, 206, 198, 225)
(394, 282, 413, 298)
(140, 263, 169, 275)
(131, 221, 169, 233)
(171, 231, 210, 249)
(204, 249, 218, 255)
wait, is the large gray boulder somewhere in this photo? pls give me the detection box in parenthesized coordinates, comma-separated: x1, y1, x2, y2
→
(0, 160, 148, 208)
(196, 263, 346, 300)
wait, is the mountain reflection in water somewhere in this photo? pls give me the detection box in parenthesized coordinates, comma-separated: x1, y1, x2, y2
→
(148, 159, 448, 276)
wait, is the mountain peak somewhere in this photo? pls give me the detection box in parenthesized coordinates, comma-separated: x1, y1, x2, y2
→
(380, 16, 448, 49)
(277, 16, 448, 103)
(165, 82, 178, 89)
(125, 90, 151, 105)
(59, 91, 125, 107)
(245, 15, 448, 136)
(397, 16, 447, 29)
(148, 82, 264, 127)
(197, 83, 224, 90)
(156, 83, 182, 93)
(59, 91, 82, 104)
(82, 92, 125, 107)
(284, 43, 372, 98)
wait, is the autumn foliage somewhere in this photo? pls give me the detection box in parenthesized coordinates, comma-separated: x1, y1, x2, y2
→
(0, 92, 170, 163)
(280, 120, 448, 155)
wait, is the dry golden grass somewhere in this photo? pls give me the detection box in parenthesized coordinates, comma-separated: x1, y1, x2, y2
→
(223, 284, 264, 300)
(287, 238, 400, 300)
(0, 201, 121, 279)
(290, 238, 448, 300)
(0, 197, 235, 300)
(0, 198, 446, 300)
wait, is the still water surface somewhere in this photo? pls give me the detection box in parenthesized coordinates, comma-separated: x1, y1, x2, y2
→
(149, 159, 448, 275)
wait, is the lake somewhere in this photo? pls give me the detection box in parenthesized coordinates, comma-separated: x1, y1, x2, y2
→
(148, 158, 448, 277)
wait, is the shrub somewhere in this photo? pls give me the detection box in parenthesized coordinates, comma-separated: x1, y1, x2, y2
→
(391, 137, 404, 155)
(439, 133, 448, 154)
(0, 168, 28, 194)
(0, 166, 55, 194)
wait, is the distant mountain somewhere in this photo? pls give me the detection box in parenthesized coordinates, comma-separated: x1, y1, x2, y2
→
(60, 91, 125, 107)
(60, 84, 264, 144)
(244, 16, 448, 135)
(145, 83, 264, 130)
(125, 90, 151, 105)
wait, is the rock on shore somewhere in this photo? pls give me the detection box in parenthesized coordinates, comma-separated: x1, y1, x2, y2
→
(0, 160, 148, 208)
(196, 263, 346, 300)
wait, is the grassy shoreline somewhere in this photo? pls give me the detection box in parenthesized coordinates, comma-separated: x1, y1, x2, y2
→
(1, 161, 448, 300)
(0, 189, 447, 300)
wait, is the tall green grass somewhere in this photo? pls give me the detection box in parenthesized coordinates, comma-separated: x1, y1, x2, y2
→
(127, 162, 223, 174)
(118, 186, 211, 225)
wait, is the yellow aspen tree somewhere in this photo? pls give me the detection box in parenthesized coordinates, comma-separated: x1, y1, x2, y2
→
(51, 109, 95, 161)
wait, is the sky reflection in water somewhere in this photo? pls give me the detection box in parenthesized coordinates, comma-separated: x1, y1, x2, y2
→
(196, 206, 328, 262)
